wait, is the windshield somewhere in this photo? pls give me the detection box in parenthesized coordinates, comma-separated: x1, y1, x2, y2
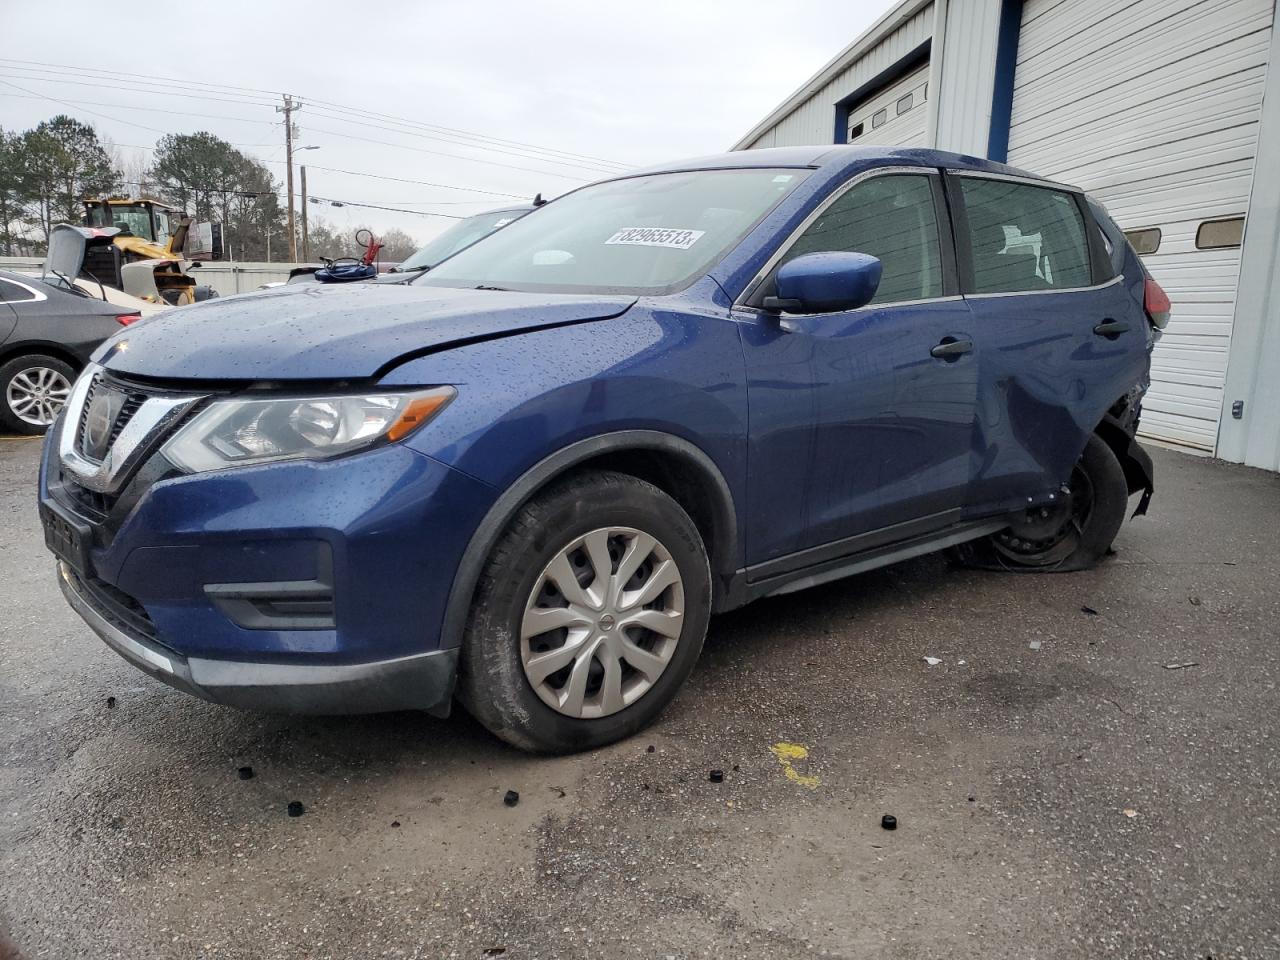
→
(394, 208, 528, 272)
(418, 168, 809, 295)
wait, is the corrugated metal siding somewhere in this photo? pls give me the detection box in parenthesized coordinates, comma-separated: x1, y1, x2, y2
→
(1008, 0, 1273, 452)
(746, 4, 935, 149)
(931, 0, 1004, 155)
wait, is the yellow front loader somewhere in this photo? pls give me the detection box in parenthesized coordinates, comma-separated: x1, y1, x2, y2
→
(80, 199, 217, 305)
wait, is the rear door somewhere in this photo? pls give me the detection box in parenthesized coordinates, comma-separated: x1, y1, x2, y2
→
(947, 172, 1150, 515)
(734, 169, 978, 570)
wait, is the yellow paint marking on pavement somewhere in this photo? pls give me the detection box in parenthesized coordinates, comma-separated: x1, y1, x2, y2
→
(0, 436, 42, 441)
(770, 742, 820, 790)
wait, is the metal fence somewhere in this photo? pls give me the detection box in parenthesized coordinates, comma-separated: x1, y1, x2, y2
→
(0, 257, 307, 297)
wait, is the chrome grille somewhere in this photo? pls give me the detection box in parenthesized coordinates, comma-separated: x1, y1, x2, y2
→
(59, 363, 206, 495)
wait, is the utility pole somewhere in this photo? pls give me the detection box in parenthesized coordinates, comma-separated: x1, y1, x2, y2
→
(300, 165, 309, 261)
(276, 94, 302, 261)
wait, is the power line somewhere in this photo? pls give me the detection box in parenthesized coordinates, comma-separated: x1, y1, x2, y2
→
(0, 77, 173, 135)
(108, 145, 531, 200)
(110, 177, 469, 220)
(296, 124, 593, 181)
(0, 78, 611, 180)
(293, 105, 627, 173)
(0, 90, 282, 128)
(0, 58, 635, 168)
(0, 71, 623, 177)
(306, 196, 467, 219)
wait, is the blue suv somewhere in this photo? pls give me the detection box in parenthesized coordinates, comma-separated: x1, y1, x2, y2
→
(39, 147, 1161, 752)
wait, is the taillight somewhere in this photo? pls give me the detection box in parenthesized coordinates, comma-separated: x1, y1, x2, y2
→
(1144, 278, 1171, 329)
(116, 313, 142, 326)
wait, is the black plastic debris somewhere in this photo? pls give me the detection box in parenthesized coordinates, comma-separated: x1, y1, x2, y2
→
(287, 801, 305, 817)
(484, 948, 507, 957)
(237, 766, 254, 781)
(106, 696, 116, 709)
(503, 790, 519, 807)
(732, 764, 740, 772)
(391, 820, 400, 828)
(646, 745, 655, 753)
(1081, 605, 1099, 615)
(968, 796, 976, 802)
(1189, 595, 1203, 606)
(881, 814, 897, 831)
(709, 769, 724, 783)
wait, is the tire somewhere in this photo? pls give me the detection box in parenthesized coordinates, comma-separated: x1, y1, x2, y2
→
(458, 470, 712, 753)
(0, 354, 77, 436)
(193, 285, 219, 302)
(953, 433, 1129, 573)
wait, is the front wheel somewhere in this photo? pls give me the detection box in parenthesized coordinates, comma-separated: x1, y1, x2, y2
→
(458, 470, 711, 753)
(954, 434, 1130, 572)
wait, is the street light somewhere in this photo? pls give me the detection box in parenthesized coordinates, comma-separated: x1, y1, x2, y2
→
(296, 146, 320, 262)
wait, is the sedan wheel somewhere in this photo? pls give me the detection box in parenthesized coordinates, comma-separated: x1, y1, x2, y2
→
(0, 355, 78, 436)
(7, 366, 72, 427)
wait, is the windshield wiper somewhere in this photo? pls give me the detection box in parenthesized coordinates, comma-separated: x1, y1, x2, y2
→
(474, 284, 508, 291)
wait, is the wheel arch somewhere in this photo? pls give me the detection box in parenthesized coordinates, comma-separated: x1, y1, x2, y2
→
(440, 430, 739, 652)
(1093, 402, 1154, 516)
(0, 342, 84, 374)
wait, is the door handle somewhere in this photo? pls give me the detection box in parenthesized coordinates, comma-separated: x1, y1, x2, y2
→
(1093, 319, 1130, 338)
(930, 337, 973, 360)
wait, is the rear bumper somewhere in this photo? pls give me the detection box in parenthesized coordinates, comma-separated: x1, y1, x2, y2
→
(58, 561, 459, 715)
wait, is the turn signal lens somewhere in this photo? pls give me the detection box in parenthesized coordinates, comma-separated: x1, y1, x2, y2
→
(388, 389, 456, 442)
(116, 313, 142, 326)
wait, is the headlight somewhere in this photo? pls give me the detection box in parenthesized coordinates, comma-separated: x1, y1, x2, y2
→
(162, 387, 455, 474)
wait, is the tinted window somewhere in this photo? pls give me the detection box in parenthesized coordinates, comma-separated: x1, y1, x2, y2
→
(959, 178, 1092, 293)
(778, 174, 944, 305)
(0, 278, 37, 303)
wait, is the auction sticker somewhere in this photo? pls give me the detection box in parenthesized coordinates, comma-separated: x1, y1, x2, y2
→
(605, 227, 705, 250)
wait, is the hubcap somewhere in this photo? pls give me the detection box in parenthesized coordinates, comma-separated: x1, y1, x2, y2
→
(6, 366, 71, 427)
(520, 526, 685, 719)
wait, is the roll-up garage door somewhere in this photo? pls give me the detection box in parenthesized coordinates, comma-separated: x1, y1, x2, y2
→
(848, 63, 931, 148)
(1007, 0, 1272, 451)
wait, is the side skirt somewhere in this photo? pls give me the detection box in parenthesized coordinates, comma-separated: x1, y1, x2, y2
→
(718, 518, 1009, 611)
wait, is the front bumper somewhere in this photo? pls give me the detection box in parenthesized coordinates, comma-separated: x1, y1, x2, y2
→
(58, 561, 459, 714)
(41, 394, 498, 714)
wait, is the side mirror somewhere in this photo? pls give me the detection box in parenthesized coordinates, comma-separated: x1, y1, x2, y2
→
(764, 252, 882, 314)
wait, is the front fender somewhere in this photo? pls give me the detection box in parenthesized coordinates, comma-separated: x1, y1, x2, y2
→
(380, 304, 748, 494)
(378, 304, 749, 650)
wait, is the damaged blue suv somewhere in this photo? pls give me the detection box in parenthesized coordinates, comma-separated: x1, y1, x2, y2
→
(39, 146, 1161, 752)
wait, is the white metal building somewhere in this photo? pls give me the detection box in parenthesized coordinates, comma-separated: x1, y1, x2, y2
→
(735, 0, 1280, 472)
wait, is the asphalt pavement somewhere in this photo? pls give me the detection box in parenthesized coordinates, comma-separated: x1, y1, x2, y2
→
(1, 436, 1277, 959)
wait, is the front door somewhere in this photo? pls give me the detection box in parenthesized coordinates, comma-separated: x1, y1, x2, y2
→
(735, 170, 978, 573)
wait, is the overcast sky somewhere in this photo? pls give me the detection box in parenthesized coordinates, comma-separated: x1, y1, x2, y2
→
(2, 0, 895, 251)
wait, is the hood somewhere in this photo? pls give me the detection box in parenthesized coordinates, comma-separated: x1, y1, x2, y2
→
(96, 281, 636, 381)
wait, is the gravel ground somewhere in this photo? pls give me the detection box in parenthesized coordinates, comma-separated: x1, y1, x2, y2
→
(1, 436, 1277, 959)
